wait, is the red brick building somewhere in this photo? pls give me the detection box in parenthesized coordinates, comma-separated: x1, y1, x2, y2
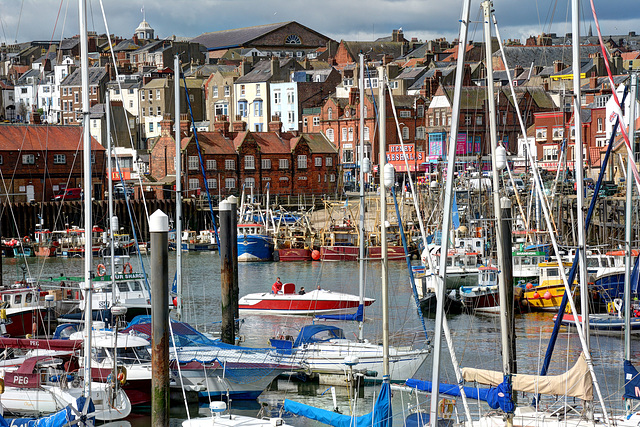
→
(0, 124, 106, 202)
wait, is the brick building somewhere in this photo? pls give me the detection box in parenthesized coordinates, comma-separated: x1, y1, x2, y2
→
(0, 124, 106, 202)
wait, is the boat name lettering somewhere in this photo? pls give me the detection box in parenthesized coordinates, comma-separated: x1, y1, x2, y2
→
(13, 375, 31, 385)
(98, 300, 111, 309)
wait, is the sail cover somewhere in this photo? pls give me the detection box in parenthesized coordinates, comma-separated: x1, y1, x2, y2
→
(404, 379, 514, 412)
(462, 352, 592, 400)
(284, 378, 392, 427)
(624, 360, 640, 400)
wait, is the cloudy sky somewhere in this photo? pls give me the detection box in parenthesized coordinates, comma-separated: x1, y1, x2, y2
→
(0, 0, 638, 47)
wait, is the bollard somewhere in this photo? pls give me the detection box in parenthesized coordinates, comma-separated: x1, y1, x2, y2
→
(228, 196, 239, 321)
(150, 210, 169, 427)
(219, 199, 235, 344)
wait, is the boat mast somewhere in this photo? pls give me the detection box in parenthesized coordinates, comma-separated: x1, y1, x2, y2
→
(572, 0, 590, 352)
(378, 66, 389, 376)
(106, 91, 117, 302)
(175, 55, 183, 320)
(429, 0, 471, 424)
(358, 53, 366, 341)
(624, 72, 637, 416)
(482, 4, 513, 427)
(79, 0, 93, 399)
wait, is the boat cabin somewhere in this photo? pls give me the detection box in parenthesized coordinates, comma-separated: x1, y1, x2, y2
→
(238, 223, 266, 236)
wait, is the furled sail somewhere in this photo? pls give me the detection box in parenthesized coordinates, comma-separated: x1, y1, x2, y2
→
(462, 352, 592, 400)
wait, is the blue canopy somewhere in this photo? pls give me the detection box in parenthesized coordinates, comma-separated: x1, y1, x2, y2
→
(631, 255, 640, 295)
(284, 377, 392, 427)
(624, 360, 640, 400)
(405, 378, 514, 413)
(315, 304, 364, 321)
(293, 325, 345, 348)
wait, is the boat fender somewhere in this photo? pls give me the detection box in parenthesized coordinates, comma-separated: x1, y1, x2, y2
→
(96, 264, 106, 277)
(117, 366, 127, 385)
(0, 377, 4, 394)
(613, 298, 623, 314)
(123, 262, 133, 274)
(543, 291, 552, 300)
(532, 292, 540, 299)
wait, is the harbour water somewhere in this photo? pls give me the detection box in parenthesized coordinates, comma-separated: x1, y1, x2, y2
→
(2, 252, 637, 425)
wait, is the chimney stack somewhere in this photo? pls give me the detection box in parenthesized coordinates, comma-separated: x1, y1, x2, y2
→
(180, 113, 191, 136)
(214, 115, 230, 136)
(270, 57, 280, 79)
(268, 115, 282, 134)
(160, 113, 174, 137)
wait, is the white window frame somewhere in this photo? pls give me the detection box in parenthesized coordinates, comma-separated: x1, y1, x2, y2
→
(207, 178, 217, 189)
(225, 159, 235, 170)
(326, 157, 333, 167)
(279, 158, 289, 169)
(225, 178, 236, 189)
(244, 177, 255, 188)
(244, 155, 255, 170)
(326, 128, 334, 142)
(188, 178, 199, 190)
(206, 159, 217, 170)
(188, 156, 199, 170)
(341, 128, 347, 141)
(22, 154, 35, 165)
(53, 154, 66, 164)
(262, 158, 271, 169)
(298, 155, 307, 169)
(315, 157, 322, 167)
(313, 117, 320, 126)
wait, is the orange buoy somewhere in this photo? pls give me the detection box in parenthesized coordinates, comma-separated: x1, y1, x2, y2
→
(525, 283, 533, 290)
(311, 250, 320, 260)
(532, 292, 540, 299)
(543, 291, 552, 300)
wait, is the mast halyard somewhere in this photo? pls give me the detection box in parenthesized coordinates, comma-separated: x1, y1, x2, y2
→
(358, 52, 366, 342)
(175, 55, 183, 321)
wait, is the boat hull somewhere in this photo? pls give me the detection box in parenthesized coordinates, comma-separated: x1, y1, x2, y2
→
(320, 246, 358, 261)
(367, 246, 406, 261)
(239, 289, 374, 315)
(560, 313, 640, 336)
(238, 234, 274, 262)
(277, 248, 312, 262)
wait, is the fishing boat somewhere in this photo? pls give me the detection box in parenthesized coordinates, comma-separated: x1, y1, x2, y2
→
(318, 200, 360, 261)
(558, 312, 640, 336)
(181, 230, 217, 252)
(53, 226, 105, 258)
(273, 210, 315, 261)
(33, 228, 59, 257)
(521, 261, 576, 311)
(511, 250, 546, 286)
(239, 283, 373, 315)
(237, 223, 274, 262)
(0, 285, 47, 337)
(459, 265, 500, 313)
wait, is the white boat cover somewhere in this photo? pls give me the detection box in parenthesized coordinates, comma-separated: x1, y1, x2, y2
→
(461, 352, 592, 400)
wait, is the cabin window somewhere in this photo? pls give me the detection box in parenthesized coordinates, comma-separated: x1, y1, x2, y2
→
(446, 258, 452, 267)
(118, 282, 130, 292)
(14, 295, 22, 304)
(587, 258, 599, 268)
(91, 347, 108, 363)
(2, 296, 8, 302)
(514, 258, 520, 266)
(521, 258, 531, 266)
(25, 293, 33, 303)
(467, 259, 475, 266)
(131, 281, 142, 291)
(547, 268, 559, 277)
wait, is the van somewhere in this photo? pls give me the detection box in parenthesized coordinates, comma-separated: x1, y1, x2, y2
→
(53, 188, 83, 201)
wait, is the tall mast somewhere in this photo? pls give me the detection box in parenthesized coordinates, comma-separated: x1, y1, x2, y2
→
(106, 92, 116, 298)
(624, 72, 637, 416)
(358, 53, 366, 341)
(175, 55, 183, 320)
(378, 66, 389, 376)
(572, 0, 590, 350)
(429, 0, 471, 424)
(79, 0, 93, 399)
(482, 4, 513, 427)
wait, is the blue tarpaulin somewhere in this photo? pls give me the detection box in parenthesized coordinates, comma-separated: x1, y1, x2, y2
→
(284, 378, 392, 427)
(624, 360, 640, 400)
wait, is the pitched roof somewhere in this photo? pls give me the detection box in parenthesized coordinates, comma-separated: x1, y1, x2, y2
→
(0, 124, 104, 151)
(187, 131, 236, 154)
(341, 41, 407, 63)
(442, 86, 488, 109)
(292, 133, 337, 154)
(61, 67, 107, 86)
(192, 22, 294, 50)
(494, 45, 602, 68)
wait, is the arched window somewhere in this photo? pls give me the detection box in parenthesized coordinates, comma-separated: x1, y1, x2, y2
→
(327, 107, 333, 120)
(326, 128, 334, 142)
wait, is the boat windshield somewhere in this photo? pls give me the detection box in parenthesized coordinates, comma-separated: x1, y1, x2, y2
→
(108, 346, 152, 364)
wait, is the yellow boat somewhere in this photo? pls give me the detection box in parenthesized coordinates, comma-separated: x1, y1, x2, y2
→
(522, 262, 578, 311)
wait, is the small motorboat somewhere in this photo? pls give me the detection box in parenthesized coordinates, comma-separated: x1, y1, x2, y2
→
(239, 283, 374, 315)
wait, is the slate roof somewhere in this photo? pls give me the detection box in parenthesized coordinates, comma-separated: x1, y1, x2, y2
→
(341, 41, 408, 62)
(500, 87, 556, 110)
(494, 45, 602, 68)
(580, 75, 628, 91)
(183, 64, 237, 78)
(192, 22, 294, 50)
(551, 59, 595, 77)
(111, 39, 141, 52)
(235, 58, 295, 84)
(60, 38, 80, 51)
(61, 67, 107, 86)
(0, 124, 103, 151)
(16, 68, 41, 85)
(442, 86, 488, 109)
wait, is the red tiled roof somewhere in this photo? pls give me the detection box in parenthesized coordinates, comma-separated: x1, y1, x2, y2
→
(190, 131, 236, 154)
(0, 124, 104, 152)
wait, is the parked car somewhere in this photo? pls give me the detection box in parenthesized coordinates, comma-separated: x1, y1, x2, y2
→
(113, 184, 134, 199)
(506, 178, 525, 195)
(52, 188, 83, 201)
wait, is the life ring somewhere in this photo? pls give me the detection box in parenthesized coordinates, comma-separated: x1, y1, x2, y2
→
(96, 264, 106, 277)
(23, 236, 30, 243)
(123, 263, 133, 274)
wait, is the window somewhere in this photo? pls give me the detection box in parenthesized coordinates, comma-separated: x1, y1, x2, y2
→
(416, 126, 426, 140)
(224, 86, 230, 97)
(141, 107, 145, 116)
(207, 178, 217, 189)
(63, 88, 68, 96)
(206, 159, 217, 170)
(597, 118, 603, 132)
(330, 174, 335, 182)
(240, 85, 246, 96)
(348, 127, 353, 141)
(188, 179, 199, 190)
(149, 122, 154, 132)
(225, 159, 235, 170)
(274, 91, 281, 104)
(402, 127, 410, 140)
(364, 126, 370, 141)
(400, 110, 411, 118)
(53, 154, 66, 164)
(476, 115, 482, 125)
(129, 100, 133, 108)
(464, 115, 472, 126)
(156, 89, 161, 100)
(327, 107, 333, 120)
(389, 81, 399, 90)
(342, 149, 353, 163)
(157, 106, 161, 116)
(298, 155, 307, 169)
(543, 146, 558, 161)
(215, 103, 228, 117)
(225, 178, 236, 189)
(342, 128, 347, 141)
(287, 90, 294, 104)
(22, 154, 35, 165)
(313, 117, 320, 126)
(288, 111, 295, 123)
(256, 85, 261, 97)
(303, 117, 308, 128)
(213, 86, 218, 97)
(254, 100, 262, 117)
(141, 91, 145, 101)
(315, 157, 322, 167)
(245, 155, 255, 169)
(262, 158, 271, 169)
(188, 156, 199, 170)
(417, 105, 424, 118)
(279, 159, 289, 169)
(74, 92, 79, 103)
(326, 157, 332, 166)
(536, 128, 547, 140)
(189, 94, 194, 102)
(238, 101, 247, 117)
(326, 128, 334, 142)
(0, 155, 3, 165)
(244, 177, 255, 188)
(344, 77, 353, 86)
(552, 127, 564, 139)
